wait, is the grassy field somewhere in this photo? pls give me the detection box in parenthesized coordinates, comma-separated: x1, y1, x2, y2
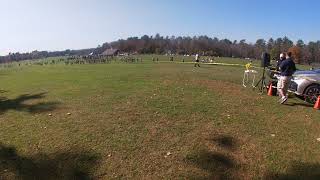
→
(0, 56, 320, 179)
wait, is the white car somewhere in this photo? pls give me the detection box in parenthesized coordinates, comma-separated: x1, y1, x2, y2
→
(289, 69, 320, 104)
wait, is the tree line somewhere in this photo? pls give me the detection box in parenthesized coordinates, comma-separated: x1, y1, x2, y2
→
(106, 34, 320, 64)
(0, 49, 95, 63)
(2, 34, 320, 64)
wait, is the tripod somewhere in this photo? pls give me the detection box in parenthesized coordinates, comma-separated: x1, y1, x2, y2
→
(254, 67, 268, 93)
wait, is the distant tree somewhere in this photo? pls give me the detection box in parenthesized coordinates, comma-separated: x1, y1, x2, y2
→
(296, 39, 305, 48)
(267, 38, 274, 52)
(270, 47, 281, 60)
(288, 46, 302, 64)
(255, 39, 266, 58)
(308, 41, 318, 63)
(282, 36, 293, 51)
(302, 48, 312, 65)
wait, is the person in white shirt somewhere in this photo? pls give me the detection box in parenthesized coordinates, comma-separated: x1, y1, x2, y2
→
(194, 54, 200, 67)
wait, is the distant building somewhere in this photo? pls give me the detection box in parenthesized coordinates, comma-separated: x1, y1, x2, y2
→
(101, 49, 119, 56)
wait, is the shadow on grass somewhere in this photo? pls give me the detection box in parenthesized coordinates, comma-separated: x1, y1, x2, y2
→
(186, 135, 239, 179)
(0, 143, 100, 180)
(186, 150, 236, 179)
(212, 135, 238, 151)
(0, 93, 59, 114)
(284, 102, 314, 107)
(265, 162, 320, 180)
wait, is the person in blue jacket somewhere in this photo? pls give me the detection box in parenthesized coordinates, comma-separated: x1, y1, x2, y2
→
(277, 52, 297, 104)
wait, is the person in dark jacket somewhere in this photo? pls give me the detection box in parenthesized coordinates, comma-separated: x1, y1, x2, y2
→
(276, 53, 286, 71)
(277, 52, 297, 104)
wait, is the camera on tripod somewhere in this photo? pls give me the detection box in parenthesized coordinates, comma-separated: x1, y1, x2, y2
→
(254, 52, 271, 92)
(261, 52, 271, 68)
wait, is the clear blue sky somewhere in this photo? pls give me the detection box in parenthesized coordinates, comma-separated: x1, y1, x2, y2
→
(1, 0, 319, 55)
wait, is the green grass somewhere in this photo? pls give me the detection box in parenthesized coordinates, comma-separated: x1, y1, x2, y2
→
(0, 56, 320, 179)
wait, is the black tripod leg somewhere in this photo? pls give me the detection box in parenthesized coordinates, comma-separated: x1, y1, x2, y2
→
(255, 79, 261, 88)
(261, 77, 268, 92)
(254, 67, 267, 93)
(260, 80, 265, 92)
(254, 78, 262, 89)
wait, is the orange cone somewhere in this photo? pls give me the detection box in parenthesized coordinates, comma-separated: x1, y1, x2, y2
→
(268, 83, 273, 96)
(314, 96, 320, 110)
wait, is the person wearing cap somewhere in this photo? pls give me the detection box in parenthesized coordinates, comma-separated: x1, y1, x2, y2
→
(276, 53, 286, 71)
(277, 52, 297, 104)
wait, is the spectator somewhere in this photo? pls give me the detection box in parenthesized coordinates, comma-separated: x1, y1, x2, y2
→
(277, 52, 297, 104)
(194, 54, 200, 67)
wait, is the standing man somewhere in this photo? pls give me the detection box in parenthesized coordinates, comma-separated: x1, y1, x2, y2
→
(194, 54, 200, 67)
(277, 52, 297, 104)
(276, 53, 286, 71)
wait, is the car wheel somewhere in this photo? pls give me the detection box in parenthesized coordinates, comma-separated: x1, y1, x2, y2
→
(304, 84, 320, 104)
